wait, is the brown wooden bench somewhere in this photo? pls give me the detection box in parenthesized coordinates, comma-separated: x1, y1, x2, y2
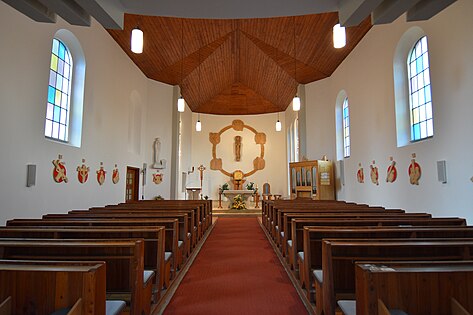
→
(0, 226, 168, 299)
(6, 218, 180, 279)
(0, 239, 149, 315)
(320, 239, 473, 315)
(280, 212, 431, 257)
(0, 260, 125, 315)
(351, 260, 473, 315)
(292, 217, 466, 286)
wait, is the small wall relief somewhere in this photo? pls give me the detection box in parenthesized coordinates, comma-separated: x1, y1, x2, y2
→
(76, 159, 89, 184)
(386, 157, 397, 183)
(408, 153, 421, 185)
(96, 162, 106, 186)
(153, 172, 163, 185)
(112, 164, 120, 184)
(370, 160, 379, 185)
(52, 155, 68, 183)
(357, 163, 364, 183)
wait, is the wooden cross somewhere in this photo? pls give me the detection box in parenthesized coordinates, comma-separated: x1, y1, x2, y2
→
(198, 164, 206, 188)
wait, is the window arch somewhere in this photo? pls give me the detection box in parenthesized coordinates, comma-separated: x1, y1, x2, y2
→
(393, 27, 433, 147)
(408, 36, 433, 141)
(45, 29, 85, 147)
(45, 38, 72, 142)
(342, 97, 350, 157)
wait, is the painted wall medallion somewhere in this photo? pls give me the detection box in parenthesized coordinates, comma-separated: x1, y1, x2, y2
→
(408, 153, 421, 185)
(357, 163, 364, 183)
(386, 157, 397, 183)
(153, 172, 163, 185)
(52, 155, 68, 183)
(112, 164, 120, 184)
(96, 162, 106, 186)
(76, 159, 90, 184)
(370, 160, 379, 185)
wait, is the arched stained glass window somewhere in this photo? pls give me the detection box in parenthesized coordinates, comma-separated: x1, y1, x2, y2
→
(408, 36, 433, 141)
(342, 97, 350, 158)
(45, 38, 73, 142)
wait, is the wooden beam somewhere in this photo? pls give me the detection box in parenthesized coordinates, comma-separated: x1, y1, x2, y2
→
(338, 0, 384, 27)
(1, 0, 56, 23)
(38, 0, 90, 26)
(75, 0, 124, 29)
(372, 0, 422, 25)
(406, 0, 457, 22)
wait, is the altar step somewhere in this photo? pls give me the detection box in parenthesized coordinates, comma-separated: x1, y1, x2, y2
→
(213, 208, 261, 216)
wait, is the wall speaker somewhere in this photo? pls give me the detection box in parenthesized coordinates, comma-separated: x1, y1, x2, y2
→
(437, 160, 447, 183)
(26, 164, 36, 187)
(338, 160, 345, 186)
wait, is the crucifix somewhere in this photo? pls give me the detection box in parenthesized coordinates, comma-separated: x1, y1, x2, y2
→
(198, 164, 206, 188)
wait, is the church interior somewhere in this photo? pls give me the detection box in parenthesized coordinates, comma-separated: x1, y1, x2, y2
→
(0, 0, 472, 314)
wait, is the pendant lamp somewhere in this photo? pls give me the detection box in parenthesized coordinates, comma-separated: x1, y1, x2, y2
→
(131, 27, 143, 54)
(293, 17, 300, 112)
(177, 20, 185, 112)
(333, 23, 346, 49)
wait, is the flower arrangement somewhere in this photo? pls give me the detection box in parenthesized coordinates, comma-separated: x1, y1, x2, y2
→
(231, 194, 246, 210)
(246, 182, 255, 191)
(221, 183, 229, 191)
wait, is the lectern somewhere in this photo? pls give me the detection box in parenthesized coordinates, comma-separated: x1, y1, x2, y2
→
(186, 187, 201, 200)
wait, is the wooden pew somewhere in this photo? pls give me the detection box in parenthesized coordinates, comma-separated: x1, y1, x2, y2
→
(82, 207, 199, 248)
(0, 239, 149, 315)
(280, 212, 431, 257)
(0, 226, 168, 298)
(0, 260, 114, 315)
(292, 217, 466, 284)
(270, 207, 405, 241)
(352, 260, 473, 315)
(6, 218, 180, 278)
(44, 211, 191, 260)
(320, 239, 473, 315)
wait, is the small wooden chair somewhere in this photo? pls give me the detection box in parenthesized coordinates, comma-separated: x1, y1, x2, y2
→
(262, 183, 272, 200)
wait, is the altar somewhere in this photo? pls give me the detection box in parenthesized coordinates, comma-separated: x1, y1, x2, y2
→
(221, 190, 256, 209)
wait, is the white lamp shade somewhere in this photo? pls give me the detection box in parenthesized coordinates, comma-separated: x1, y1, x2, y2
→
(292, 96, 301, 111)
(333, 24, 346, 49)
(275, 120, 282, 131)
(196, 120, 202, 132)
(177, 96, 185, 112)
(131, 28, 143, 54)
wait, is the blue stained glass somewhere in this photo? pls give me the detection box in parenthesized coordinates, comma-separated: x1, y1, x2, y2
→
(58, 59, 64, 74)
(425, 85, 431, 103)
(413, 124, 421, 140)
(53, 106, 60, 122)
(48, 86, 55, 103)
(416, 57, 422, 73)
(59, 43, 66, 60)
(52, 39, 59, 55)
(49, 70, 56, 86)
(56, 75, 63, 91)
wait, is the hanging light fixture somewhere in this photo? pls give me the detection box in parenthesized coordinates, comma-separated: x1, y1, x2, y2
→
(177, 20, 185, 112)
(292, 16, 300, 112)
(131, 26, 143, 54)
(196, 114, 202, 132)
(276, 113, 282, 132)
(333, 23, 346, 49)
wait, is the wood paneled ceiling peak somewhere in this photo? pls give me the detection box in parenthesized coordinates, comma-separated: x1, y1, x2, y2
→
(107, 13, 372, 115)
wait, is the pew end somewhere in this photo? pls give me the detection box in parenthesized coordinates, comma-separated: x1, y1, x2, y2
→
(0, 296, 11, 315)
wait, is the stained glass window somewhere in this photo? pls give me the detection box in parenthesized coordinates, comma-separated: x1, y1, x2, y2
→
(408, 36, 433, 141)
(45, 38, 72, 142)
(342, 97, 350, 158)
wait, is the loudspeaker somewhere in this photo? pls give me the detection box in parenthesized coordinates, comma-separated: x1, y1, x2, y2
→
(437, 160, 447, 183)
(26, 164, 36, 187)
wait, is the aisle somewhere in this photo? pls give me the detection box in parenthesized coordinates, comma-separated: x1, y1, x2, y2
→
(164, 217, 308, 315)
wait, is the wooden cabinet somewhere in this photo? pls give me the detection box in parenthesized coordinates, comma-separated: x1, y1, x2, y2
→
(289, 160, 335, 200)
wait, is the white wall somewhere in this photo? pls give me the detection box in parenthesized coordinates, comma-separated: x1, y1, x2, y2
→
(305, 0, 473, 222)
(189, 113, 288, 206)
(0, 2, 174, 223)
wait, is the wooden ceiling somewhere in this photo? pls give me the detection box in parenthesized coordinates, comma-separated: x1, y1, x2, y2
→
(107, 13, 371, 115)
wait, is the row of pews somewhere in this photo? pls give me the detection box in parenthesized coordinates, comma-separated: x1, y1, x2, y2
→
(0, 199, 212, 315)
(261, 199, 473, 315)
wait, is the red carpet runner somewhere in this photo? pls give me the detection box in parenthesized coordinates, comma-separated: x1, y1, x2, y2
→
(164, 217, 308, 315)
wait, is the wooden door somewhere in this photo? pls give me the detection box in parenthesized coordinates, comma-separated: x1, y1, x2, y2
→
(125, 167, 139, 202)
